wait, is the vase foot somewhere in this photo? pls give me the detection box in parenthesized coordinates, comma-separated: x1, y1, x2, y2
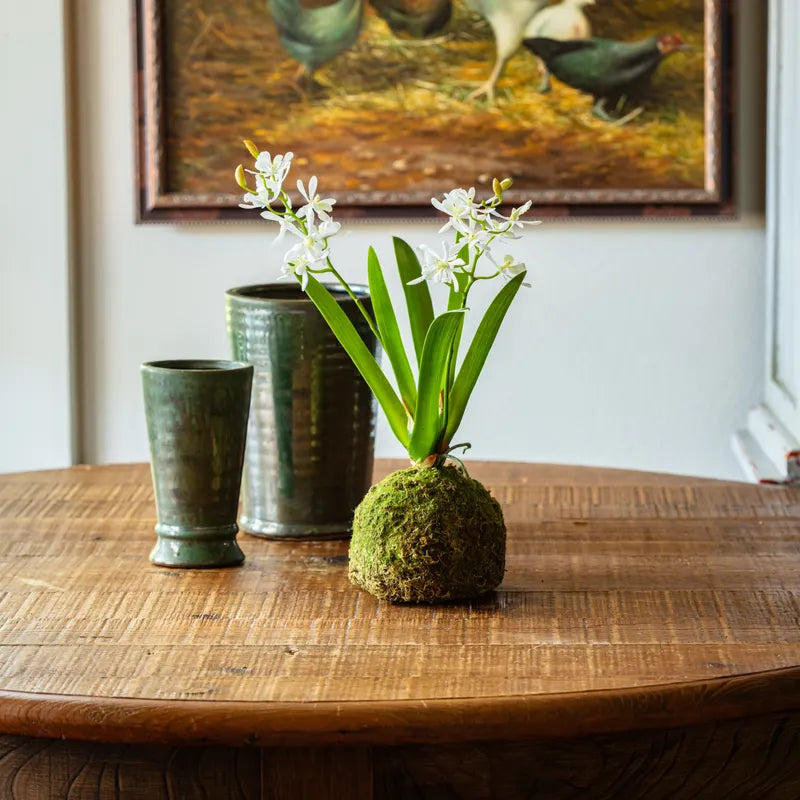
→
(149, 523, 245, 568)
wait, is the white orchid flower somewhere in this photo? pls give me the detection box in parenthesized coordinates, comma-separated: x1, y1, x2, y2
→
(489, 201, 541, 238)
(408, 243, 467, 290)
(240, 154, 292, 208)
(452, 217, 493, 251)
(297, 176, 336, 222)
(317, 219, 341, 239)
(240, 172, 281, 209)
(505, 200, 535, 226)
(260, 207, 301, 243)
(254, 151, 293, 194)
(288, 218, 331, 265)
(281, 242, 321, 291)
(488, 252, 531, 286)
(431, 188, 481, 233)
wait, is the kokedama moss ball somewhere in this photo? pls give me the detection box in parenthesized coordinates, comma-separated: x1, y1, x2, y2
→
(348, 465, 506, 603)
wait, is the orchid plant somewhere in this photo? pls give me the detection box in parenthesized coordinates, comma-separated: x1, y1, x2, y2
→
(235, 141, 538, 467)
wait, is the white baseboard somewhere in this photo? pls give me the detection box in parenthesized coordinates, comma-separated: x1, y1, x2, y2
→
(732, 404, 800, 484)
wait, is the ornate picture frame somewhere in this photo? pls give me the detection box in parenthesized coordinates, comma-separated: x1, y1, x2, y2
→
(134, 0, 733, 222)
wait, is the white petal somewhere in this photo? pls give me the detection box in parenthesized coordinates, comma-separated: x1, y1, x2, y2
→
(514, 200, 532, 216)
(319, 220, 341, 237)
(254, 152, 273, 171)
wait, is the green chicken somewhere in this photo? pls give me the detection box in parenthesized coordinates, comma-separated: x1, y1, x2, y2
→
(267, 0, 363, 83)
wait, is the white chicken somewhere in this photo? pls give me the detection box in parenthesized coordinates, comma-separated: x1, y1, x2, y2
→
(465, 0, 548, 102)
(524, 0, 595, 93)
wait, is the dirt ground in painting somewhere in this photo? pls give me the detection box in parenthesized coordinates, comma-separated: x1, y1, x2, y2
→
(163, 0, 706, 202)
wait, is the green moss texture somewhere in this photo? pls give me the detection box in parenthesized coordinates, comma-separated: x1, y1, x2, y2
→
(348, 465, 506, 603)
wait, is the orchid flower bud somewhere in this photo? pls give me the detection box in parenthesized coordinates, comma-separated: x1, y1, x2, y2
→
(234, 164, 250, 192)
(243, 139, 260, 159)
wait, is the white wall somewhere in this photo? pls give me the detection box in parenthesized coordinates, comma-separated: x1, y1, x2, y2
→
(0, 0, 74, 472)
(66, 1, 769, 479)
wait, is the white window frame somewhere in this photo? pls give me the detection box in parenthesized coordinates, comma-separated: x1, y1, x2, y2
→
(733, 0, 800, 483)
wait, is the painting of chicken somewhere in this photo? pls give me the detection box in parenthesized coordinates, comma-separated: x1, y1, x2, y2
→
(370, 0, 452, 38)
(525, 32, 692, 122)
(136, 0, 731, 220)
(525, 0, 595, 93)
(267, 0, 363, 86)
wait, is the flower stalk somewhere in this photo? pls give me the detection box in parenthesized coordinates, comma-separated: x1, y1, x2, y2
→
(236, 142, 538, 465)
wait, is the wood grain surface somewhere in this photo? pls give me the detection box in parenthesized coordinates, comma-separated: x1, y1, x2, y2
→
(3, 713, 800, 800)
(1, 461, 799, 748)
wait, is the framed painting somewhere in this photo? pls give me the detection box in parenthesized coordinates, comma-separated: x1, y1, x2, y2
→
(134, 0, 733, 221)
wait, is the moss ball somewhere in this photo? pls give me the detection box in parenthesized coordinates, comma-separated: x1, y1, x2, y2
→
(348, 465, 506, 603)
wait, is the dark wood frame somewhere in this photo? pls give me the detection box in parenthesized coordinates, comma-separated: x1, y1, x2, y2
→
(133, 0, 734, 223)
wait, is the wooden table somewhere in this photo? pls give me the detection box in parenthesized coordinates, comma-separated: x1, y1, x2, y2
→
(1, 461, 800, 799)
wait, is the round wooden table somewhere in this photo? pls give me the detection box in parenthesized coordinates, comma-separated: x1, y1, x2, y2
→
(1, 461, 799, 799)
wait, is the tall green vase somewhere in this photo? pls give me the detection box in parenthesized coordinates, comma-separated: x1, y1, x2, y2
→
(226, 284, 378, 539)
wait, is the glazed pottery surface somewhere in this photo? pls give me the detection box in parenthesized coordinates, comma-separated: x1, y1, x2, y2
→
(226, 284, 378, 539)
(141, 359, 253, 567)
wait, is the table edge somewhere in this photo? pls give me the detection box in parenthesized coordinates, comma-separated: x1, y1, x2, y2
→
(1, 665, 798, 747)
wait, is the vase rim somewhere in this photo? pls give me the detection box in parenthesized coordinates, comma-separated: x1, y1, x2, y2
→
(225, 283, 369, 303)
(141, 359, 253, 373)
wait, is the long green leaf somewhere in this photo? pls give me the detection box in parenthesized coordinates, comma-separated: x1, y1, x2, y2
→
(444, 273, 526, 444)
(393, 237, 434, 366)
(304, 276, 409, 448)
(367, 247, 417, 416)
(408, 311, 465, 462)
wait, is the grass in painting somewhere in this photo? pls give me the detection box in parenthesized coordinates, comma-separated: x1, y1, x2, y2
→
(162, 0, 706, 200)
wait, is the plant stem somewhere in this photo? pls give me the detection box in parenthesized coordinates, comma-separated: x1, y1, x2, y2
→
(438, 341, 457, 453)
(461, 271, 479, 308)
(279, 197, 382, 344)
(325, 259, 382, 344)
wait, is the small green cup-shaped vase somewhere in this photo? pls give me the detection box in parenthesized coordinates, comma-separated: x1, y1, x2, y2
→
(141, 360, 254, 568)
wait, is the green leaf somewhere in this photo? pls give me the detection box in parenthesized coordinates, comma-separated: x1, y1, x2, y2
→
(408, 310, 465, 462)
(444, 272, 526, 444)
(304, 275, 409, 448)
(393, 237, 434, 366)
(367, 247, 417, 416)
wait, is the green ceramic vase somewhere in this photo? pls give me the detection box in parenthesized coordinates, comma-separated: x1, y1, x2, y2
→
(226, 284, 378, 539)
(141, 359, 253, 568)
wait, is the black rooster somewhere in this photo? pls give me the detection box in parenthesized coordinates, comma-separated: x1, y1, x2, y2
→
(369, 0, 452, 39)
(524, 33, 692, 123)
